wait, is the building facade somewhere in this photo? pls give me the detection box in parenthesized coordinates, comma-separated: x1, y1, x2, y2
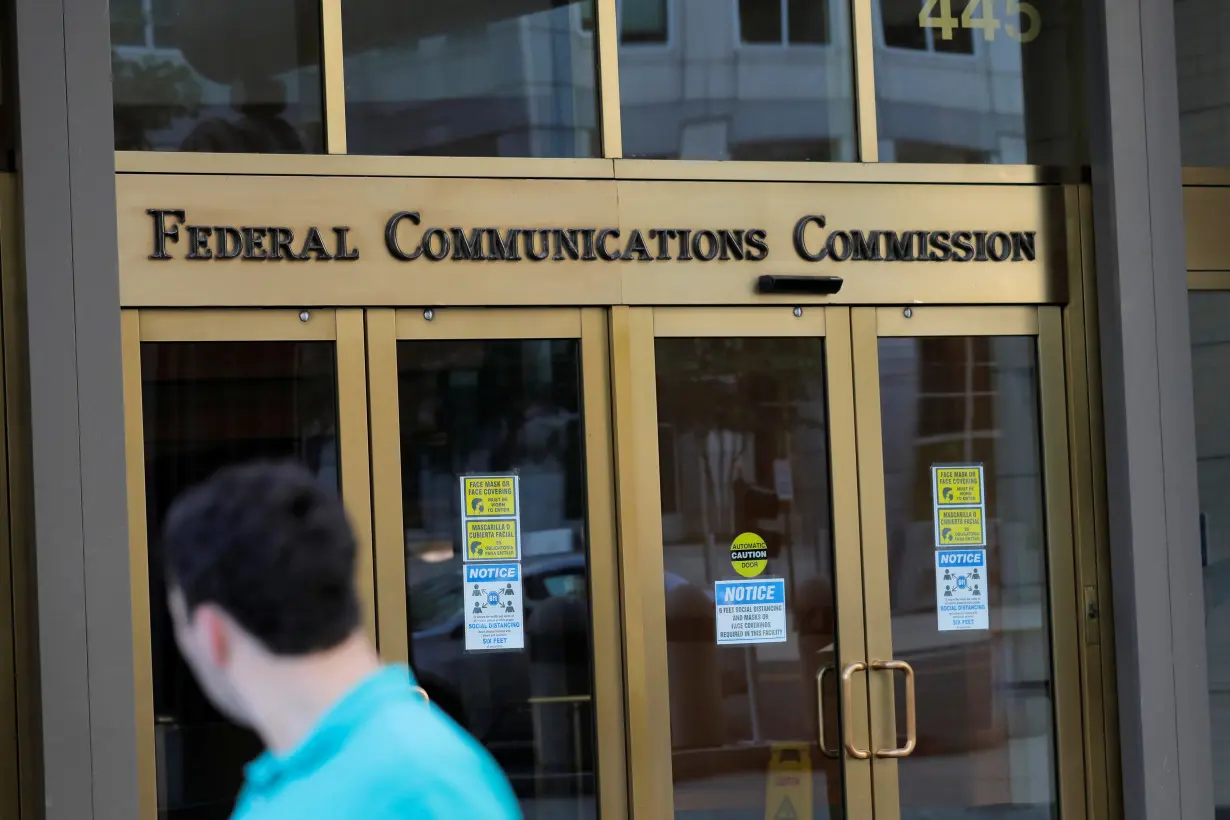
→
(0, 0, 1220, 818)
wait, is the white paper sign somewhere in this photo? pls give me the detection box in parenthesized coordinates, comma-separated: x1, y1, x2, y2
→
(715, 578, 788, 645)
(935, 549, 989, 631)
(463, 562, 525, 652)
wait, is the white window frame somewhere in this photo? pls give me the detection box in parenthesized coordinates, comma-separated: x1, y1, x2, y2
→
(875, 0, 979, 58)
(734, 0, 833, 49)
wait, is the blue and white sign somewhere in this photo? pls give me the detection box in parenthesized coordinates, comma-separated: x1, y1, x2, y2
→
(715, 578, 788, 646)
(463, 562, 525, 652)
(935, 549, 989, 632)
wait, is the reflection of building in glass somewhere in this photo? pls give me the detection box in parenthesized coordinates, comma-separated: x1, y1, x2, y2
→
(615, 0, 1076, 163)
(1175, 0, 1230, 165)
(110, 0, 1076, 162)
(1188, 294, 1230, 809)
(111, 0, 323, 151)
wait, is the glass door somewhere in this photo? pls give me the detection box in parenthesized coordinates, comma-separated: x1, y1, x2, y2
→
(620, 305, 1087, 820)
(617, 306, 874, 820)
(121, 308, 374, 820)
(365, 308, 626, 820)
(849, 306, 1086, 820)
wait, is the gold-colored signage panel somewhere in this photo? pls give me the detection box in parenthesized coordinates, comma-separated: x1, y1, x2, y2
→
(117, 173, 1069, 307)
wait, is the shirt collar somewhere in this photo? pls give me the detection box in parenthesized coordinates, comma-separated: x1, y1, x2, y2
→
(244, 664, 419, 791)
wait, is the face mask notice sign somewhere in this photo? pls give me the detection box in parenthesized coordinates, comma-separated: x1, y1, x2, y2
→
(715, 578, 787, 646)
(460, 473, 521, 561)
(931, 463, 986, 548)
(459, 473, 525, 653)
(935, 550, 988, 631)
(463, 562, 525, 652)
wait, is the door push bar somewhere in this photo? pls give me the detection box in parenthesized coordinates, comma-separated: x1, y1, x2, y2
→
(815, 659, 917, 760)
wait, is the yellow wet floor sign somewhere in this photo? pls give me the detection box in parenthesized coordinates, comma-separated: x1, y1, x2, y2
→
(765, 743, 812, 820)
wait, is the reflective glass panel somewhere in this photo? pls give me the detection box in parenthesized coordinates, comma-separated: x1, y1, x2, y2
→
(873, 0, 1082, 164)
(879, 336, 1058, 819)
(142, 341, 339, 819)
(654, 337, 847, 818)
(112, 0, 324, 152)
(396, 339, 598, 819)
(1187, 291, 1230, 815)
(618, 0, 857, 161)
(1176, 1, 1230, 165)
(343, 1, 599, 157)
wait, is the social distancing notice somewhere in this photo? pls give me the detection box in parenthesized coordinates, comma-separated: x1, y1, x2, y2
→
(764, 743, 812, 820)
(931, 463, 986, 548)
(459, 473, 521, 562)
(715, 578, 787, 646)
(731, 531, 769, 578)
(935, 549, 989, 631)
(463, 562, 525, 651)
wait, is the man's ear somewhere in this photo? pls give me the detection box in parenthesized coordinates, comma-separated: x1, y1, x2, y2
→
(194, 604, 233, 668)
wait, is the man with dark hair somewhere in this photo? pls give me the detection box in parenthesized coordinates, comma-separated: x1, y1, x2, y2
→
(162, 461, 520, 819)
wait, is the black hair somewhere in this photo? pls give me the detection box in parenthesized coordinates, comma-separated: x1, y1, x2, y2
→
(161, 460, 360, 655)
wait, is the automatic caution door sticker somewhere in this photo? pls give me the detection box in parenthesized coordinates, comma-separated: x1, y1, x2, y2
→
(731, 531, 768, 578)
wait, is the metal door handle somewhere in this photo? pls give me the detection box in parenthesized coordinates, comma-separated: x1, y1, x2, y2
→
(816, 665, 839, 759)
(870, 660, 916, 758)
(840, 661, 870, 759)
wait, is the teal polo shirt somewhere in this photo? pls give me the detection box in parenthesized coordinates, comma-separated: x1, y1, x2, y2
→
(232, 665, 522, 819)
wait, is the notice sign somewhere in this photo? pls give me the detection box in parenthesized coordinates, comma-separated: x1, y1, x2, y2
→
(715, 578, 787, 646)
(931, 463, 987, 548)
(936, 549, 988, 631)
(464, 562, 525, 651)
(459, 473, 521, 562)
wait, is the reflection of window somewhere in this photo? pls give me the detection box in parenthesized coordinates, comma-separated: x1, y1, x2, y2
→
(731, 138, 838, 161)
(738, 0, 830, 45)
(894, 139, 990, 163)
(581, 0, 670, 44)
(881, 0, 974, 54)
(111, 0, 180, 49)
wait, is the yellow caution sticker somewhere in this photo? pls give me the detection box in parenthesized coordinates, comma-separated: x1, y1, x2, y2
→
(463, 476, 518, 517)
(932, 465, 984, 507)
(731, 531, 769, 578)
(936, 507, 985, 547)
(465, 519, 519, 561)
(764, 743, 812, 820)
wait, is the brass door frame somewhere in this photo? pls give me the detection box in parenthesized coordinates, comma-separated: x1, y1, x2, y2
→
(849, 305, 1086, 820)
(612, 305, 875, 818)
(365, 306, 628, 820)
(120, 307, 376, 820)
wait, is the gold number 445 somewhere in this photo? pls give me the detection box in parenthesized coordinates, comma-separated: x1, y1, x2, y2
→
(918, 0, 1040, 43)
